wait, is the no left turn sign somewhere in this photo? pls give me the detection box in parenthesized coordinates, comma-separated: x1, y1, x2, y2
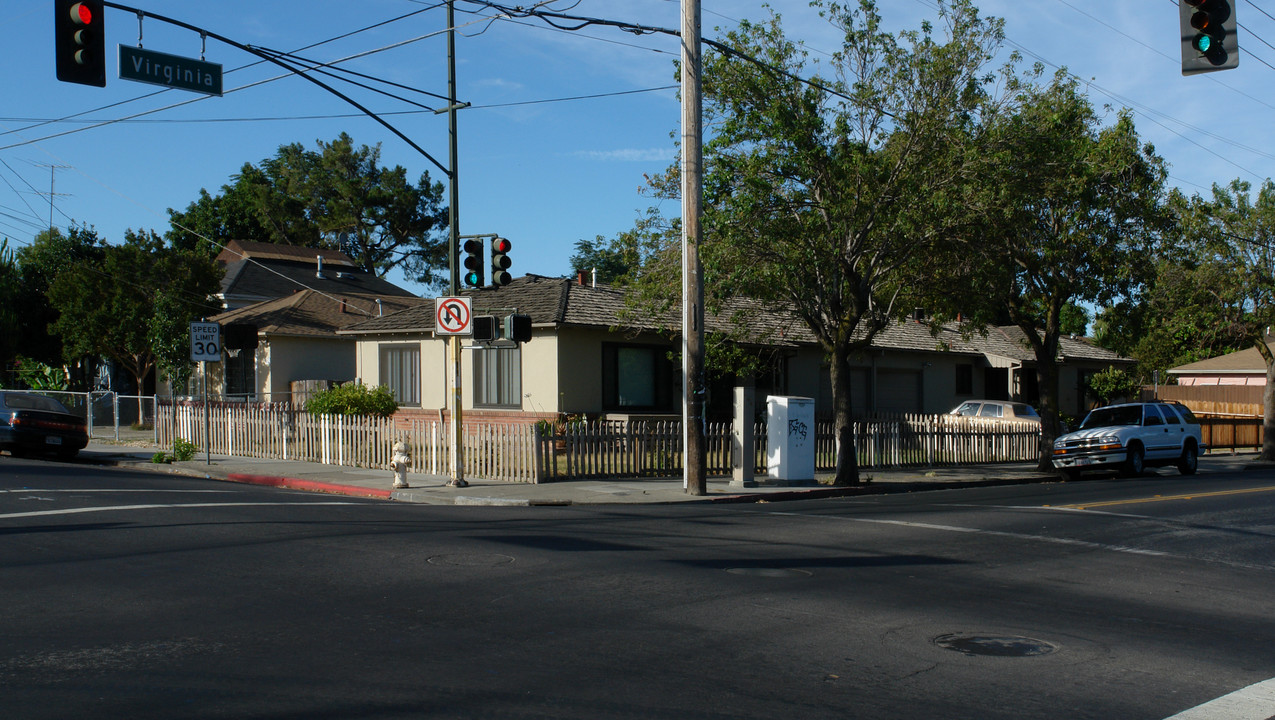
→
(435, 297, 472, 335)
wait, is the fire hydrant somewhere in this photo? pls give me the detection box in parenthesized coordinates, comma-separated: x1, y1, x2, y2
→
(390, 441, 411, 489)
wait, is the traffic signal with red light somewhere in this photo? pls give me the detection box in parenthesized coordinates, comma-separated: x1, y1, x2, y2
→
(1181, 0, 1238, 74)
(55, 0, 106, 87)
(490, 237, 512, 286)
(462, 238, 484, 288)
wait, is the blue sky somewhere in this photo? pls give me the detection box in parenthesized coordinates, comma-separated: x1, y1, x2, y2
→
(2, 1, 1273, 295)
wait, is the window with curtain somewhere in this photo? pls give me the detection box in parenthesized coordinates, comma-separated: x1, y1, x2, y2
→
(379, 344, 420, 407)
(473, 345, 521, 408)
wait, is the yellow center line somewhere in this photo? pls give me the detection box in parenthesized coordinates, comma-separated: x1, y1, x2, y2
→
(1048, 485, 1275, 510)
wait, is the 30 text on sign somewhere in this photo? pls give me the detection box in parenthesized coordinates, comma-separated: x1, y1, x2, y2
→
(190, 322, 220, 362)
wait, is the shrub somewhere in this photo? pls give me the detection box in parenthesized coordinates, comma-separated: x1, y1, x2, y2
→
(304, 383, 398, 418)
(151, 452, 171, 464)
(1086, 367, 1143, 406)
(172, 437, 197, 462)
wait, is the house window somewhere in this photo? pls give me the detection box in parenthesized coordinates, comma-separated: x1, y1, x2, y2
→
(379, 344, 420, 406)
(955, 363, 973, 395)
(225, 349, 256, 399)
(602, 343, 677, 412)
(474, 346, 521, 408)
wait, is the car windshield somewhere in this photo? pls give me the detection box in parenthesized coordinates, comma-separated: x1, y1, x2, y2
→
(1080, 405, 1143, 429)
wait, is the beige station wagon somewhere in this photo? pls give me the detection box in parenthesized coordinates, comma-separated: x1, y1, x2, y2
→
(949, 400, 1041, 424)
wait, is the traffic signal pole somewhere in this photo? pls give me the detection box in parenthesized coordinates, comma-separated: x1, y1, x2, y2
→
(446, 0, 467, 488)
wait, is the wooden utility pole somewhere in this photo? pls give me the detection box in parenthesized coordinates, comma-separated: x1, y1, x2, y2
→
(681, 0, 706, 495)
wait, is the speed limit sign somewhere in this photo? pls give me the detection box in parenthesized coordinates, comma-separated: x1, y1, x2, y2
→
(190, 322, 221, 362)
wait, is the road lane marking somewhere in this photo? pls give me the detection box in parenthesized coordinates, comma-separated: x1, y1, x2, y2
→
(769, 512, 1167, 557)
(1048, 485, 1275, 511)
(1163, 677, 1275, 719)
(0, 501, 361, 520)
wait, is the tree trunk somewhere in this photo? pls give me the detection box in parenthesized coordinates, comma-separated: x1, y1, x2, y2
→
(1033, 336, 1063, 473)
(1263, 356, 1275, 462)
(829, 343, 860, 486)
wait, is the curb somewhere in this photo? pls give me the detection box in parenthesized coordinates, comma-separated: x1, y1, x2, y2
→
(226, 473, 393, 499)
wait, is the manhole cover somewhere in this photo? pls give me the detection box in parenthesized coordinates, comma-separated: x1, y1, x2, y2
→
(932, 633, 1057, 657)
(427, 553, 515, 567)
(724, 567, 813, 578)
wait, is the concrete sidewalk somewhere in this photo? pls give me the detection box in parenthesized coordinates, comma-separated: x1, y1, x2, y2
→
(75, 436, 1263, 506)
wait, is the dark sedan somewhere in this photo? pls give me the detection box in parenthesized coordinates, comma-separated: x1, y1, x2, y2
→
(0, 391, 89, 459)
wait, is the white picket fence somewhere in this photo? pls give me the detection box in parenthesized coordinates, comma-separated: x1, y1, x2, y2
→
(156, 402, 1042, 483)
(157, 402, 539, 483)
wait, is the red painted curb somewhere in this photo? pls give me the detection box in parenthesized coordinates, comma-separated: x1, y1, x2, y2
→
(226, 473, 393, 499)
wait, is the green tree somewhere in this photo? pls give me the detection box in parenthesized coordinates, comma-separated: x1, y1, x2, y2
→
(47, 230, 222, 406)
(0, 238, 21, 376)
(695, 0, 1008, 485)
(957, 74, 1168, 470)
(168, 132, 449, 286)
(14, 226, 106, 377)
(1171, 179, 1275, 460)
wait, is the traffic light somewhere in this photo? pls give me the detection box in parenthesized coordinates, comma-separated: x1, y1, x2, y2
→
(55, 0, 106, 87)
(1181, 0, 1239, 75)
(462, 238, 484, 288)
(490, 237, 512, 287)
(472, 315, 497, 342)
(503, 313, 532, 343)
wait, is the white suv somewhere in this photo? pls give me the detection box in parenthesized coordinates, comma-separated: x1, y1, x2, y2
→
(1052, 402, 1204, 479)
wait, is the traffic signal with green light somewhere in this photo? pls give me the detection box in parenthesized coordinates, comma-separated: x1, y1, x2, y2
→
(55, 0, 106, 87)
(1181, 0, 1238, 74)
(462, 238, 484, 288)
(490, 237, 512, 286)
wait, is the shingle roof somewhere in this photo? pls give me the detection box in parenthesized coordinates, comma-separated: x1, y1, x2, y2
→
(216, 240, 417, 305)
(1169, 341, 1275, 375)
(210, 291, 430, 338)
(339, 274, 1130, 364)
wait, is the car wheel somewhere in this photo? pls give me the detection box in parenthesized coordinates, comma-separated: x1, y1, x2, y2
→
(1124, 445, 1145, 476)
(1178, 443, 1198, 476)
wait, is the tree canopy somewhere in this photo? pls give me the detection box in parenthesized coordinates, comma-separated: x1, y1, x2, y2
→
(692, 0, 1009, 484)
(167, 132, 448, 287)
(47, 229, 222, 396)
(952, 74, 1168, 467)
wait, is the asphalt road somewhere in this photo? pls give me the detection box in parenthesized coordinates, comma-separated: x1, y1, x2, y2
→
(3, 457, 1275, 719)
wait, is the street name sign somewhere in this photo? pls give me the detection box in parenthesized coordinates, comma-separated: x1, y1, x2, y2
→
(190, 322, 221, 362)
(435, 297, 473, 336)
(119, 45, 223, 96)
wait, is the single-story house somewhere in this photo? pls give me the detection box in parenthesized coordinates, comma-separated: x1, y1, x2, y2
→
(1168, 341, 1275, 386)
(184, 240, 426, 402)
(338, 274, 1130, 422)
(203, 290, 430, 402)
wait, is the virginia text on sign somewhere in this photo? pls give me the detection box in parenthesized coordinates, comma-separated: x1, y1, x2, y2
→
(119, 45, 223, 96)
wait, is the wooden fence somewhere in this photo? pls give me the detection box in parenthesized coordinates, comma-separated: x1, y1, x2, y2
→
(1143, 385, 1264, 417)
(157, 403, 1043, 483)
(534, 414, 1042, 480)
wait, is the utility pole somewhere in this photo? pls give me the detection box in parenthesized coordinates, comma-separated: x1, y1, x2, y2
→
(682, 0, 706, 495)
(446, 0, 467, 488)
(34, 163, 70, 229)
